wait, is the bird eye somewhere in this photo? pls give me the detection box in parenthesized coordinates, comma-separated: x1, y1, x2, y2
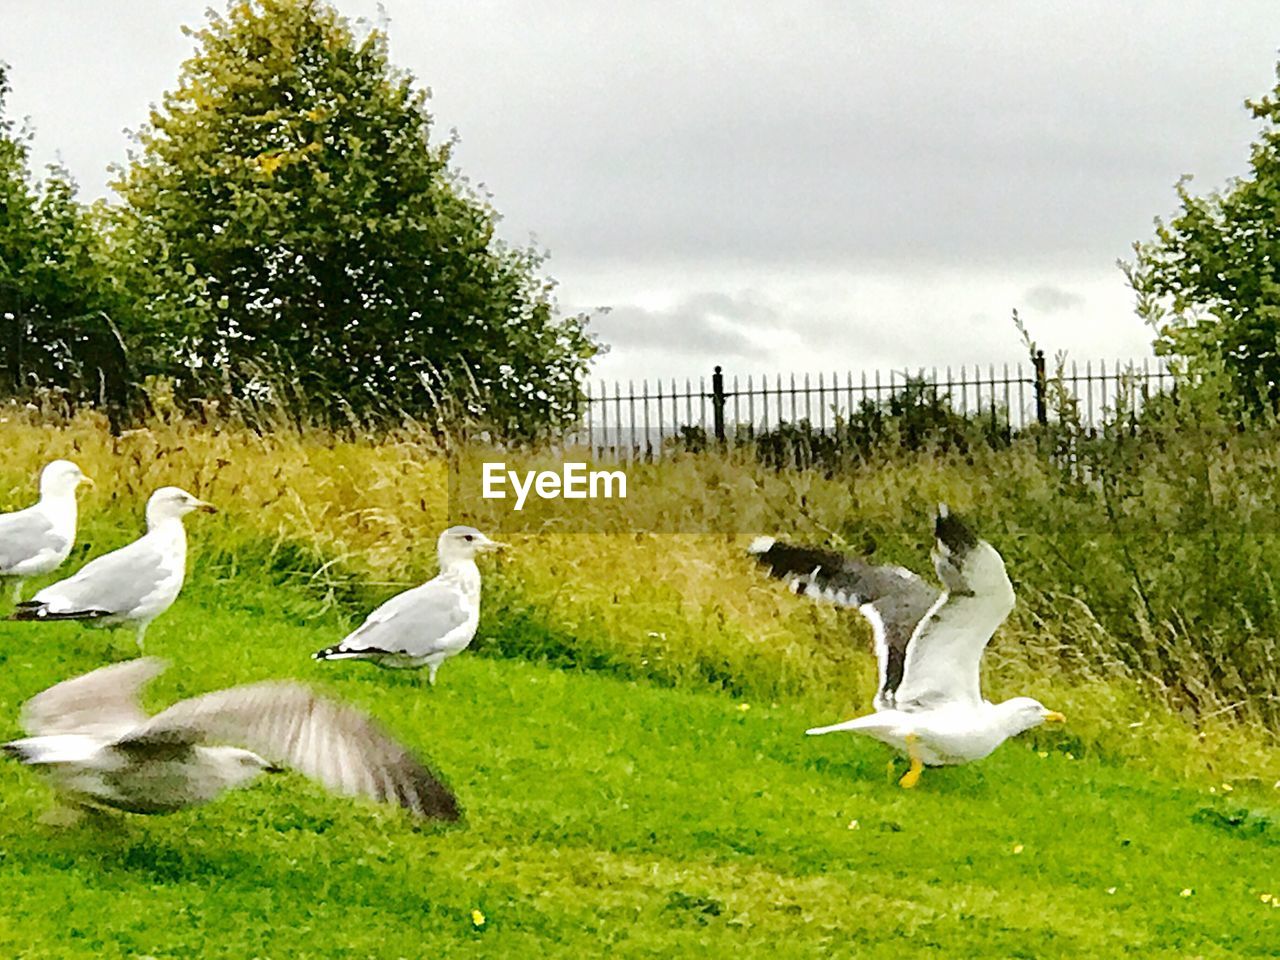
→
(464, 534, 475, 542)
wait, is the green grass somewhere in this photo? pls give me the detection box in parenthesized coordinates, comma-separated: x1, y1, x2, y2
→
(0, 572, 1276, 958)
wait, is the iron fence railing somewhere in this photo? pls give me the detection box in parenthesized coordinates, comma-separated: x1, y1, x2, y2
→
(571, 351, 1175, 461)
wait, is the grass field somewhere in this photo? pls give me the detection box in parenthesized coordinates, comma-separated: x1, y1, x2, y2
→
(1, 417, 1279, 956)
(0, 570, 1277, 958)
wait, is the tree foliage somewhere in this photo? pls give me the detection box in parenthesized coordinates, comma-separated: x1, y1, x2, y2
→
(0, 64, 130, 424)
(1126, 60, 1280, 411)
(111, 0, 596, 434)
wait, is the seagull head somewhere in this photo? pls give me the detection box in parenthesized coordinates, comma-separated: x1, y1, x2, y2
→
(996, 696, 1067, 736)
(40, 460, 93, 499)
(437, 525, 507, 565)
(146, 486, 218, 527)
(207, 746, 279, 789)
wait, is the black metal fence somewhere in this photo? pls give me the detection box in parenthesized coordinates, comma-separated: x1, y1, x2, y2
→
(572, 351, 1175, 461)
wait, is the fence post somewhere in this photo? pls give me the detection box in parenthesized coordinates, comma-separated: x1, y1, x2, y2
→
(711, 365, 726, 445)
(1032, 349, 1048, 426)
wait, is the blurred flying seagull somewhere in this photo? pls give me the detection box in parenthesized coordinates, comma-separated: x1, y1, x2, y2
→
(0, 460, 93, 604)
(313, 526, 506, 684)
(749, 505, 1064, 788)
(2, 658, 459, 820)
(8, 486, 215, 650)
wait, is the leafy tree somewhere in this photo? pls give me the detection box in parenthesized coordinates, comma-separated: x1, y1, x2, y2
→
(0, 64, 131, 425)
(1125, 61, 1280, 411)
(110, 0, 596, 434)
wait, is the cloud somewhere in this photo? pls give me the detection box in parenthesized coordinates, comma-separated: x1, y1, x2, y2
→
(590, 291, 781, 363)
(1023, 284, 1086, 314)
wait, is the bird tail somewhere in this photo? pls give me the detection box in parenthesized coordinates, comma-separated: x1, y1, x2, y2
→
(805, 714, 890, 737)
(0, 740, 32, 762)
(7, 603, 112, 623)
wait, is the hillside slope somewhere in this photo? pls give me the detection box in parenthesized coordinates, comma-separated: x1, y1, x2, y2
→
(0, 577, 1275, 958)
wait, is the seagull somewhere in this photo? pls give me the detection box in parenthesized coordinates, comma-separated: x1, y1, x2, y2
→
(8, 486, 216, 650)
(2, 658, 459, 820)
(313, 526, 506, 685)
(0, 460, 93, 603)
(749, 504, 1065, 788)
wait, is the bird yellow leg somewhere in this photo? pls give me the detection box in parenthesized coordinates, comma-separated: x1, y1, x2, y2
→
(898, 734, 924, 789)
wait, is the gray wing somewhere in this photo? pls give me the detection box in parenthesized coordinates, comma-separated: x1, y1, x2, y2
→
(892, 507, 1016, 709)
(33, 537, 170, 615)
(336, 578, 472, 657)
(131, 683, 459, 820)
(21, 657, 166, 738)
(749, 539, 940, 708)
(0, 509, 65, 572)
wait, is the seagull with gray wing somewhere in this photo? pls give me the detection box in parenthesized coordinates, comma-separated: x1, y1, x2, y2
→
(2, 658, 459, 820)
(750, 505, 1064, 788)
(0, 460, 93, 604)
(8, 486, 215, 650)
(313, 525, 506, 685)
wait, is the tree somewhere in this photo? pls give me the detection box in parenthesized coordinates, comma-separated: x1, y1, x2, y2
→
(110, 0, 596, 434)
(1126, 60, 1280, 411)
(0, 64, 131, 426)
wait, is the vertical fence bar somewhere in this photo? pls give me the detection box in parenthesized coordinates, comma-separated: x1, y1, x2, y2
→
(655, 379, 665, 451)
(675, 378, 686, 448)
(1085, 360, 1094, 428)
(613, 380, 623, 461)
(628, 379, 637, 461)
(641, 379, 651, 460)
(1033, 350, 1047, 426)
(711, 366, 726, 445)
(598, 378, 608, 456)
(732, 373, 740, 445)
(1016, 362, 1025, 429)
(1002, 363, 1011, 439)
(817, 372, 825, 431)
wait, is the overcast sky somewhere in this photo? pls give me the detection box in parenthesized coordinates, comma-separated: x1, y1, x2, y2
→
(5, 1, 1278, 383)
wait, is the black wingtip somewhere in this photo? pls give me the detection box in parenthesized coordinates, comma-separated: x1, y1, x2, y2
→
(8, 606, 112, 623)
(934, 505, 978, 555)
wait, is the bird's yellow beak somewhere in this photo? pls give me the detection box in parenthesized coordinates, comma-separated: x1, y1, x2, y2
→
(482, 539, 509, 552)
(195, 500, 218, 514)
(80, 475, 95, 488)
(1043, 710, 1067, 723)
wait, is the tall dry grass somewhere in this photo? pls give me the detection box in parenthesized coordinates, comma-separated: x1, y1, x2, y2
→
(2, 405, 1277, 785)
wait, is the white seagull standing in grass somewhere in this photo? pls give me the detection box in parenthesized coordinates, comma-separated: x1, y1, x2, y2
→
(8, 486, 216, 651)
(0, 460, 93, 603)
(2, 658, 460, 821)
(749, 505, 1065, 788)
(313, 525, 506, 685)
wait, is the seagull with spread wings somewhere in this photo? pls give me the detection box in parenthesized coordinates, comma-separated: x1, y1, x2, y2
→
(313, 525, 506, 685)
(8, 486, 215, 650)
(750, 505, 1064, 788)
(2, 658, 460, 821)
(0, 460, 93, 604)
